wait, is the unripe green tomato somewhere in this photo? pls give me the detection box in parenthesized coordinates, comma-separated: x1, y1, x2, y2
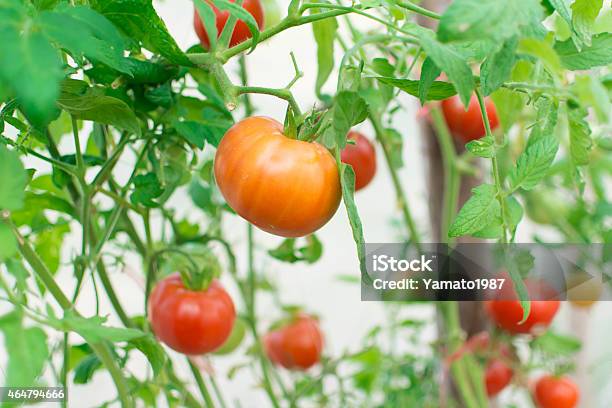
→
(213, 317, 246, 355)
(262, 0, 282, 29)
(524, 189, 569, 225)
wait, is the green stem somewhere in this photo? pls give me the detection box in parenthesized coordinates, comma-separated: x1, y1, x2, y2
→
(4, 218, 133, 408)
(430, 107, 460, 243)
(370, 115, 422, 251)
(235, 86, 302, 118)
(188, 359, 215, 408)
(396, 0, 441, 19)
(71, 116, 85, 177)
(475, 88, 508, 243)
(1, 137, 77, 175)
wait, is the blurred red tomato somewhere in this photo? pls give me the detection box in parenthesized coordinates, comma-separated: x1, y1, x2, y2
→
(264, 314, 323, 370)
(534, 375, 579, 408)
(194, 0, 264, 49)
(341, 131, 377, 191)
(441, 94, 499, 143)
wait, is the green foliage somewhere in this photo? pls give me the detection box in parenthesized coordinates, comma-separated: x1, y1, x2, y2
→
(268, 235, 323, 264)
(312, 12, 338, 96)
(449, 184, 500, 238)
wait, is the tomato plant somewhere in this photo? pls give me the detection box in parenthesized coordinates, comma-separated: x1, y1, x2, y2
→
(0, 0, 609, 407)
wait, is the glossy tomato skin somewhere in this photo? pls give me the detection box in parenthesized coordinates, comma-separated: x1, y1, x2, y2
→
(534, 376, 579, 408)
(214, 116, 341, 238)
(194, 0, 264, 49)
(485, 359, 513, 397)
(441, 94, 499, 143)
(263, 315, 323, 370)
(486, 279, 560, 335)
(341, 131, 377, 191)
(148, 274, 236, 355)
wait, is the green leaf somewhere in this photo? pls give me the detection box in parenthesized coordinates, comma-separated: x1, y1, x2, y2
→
(0, 1, 63, 125)
(532, 331, 581, 356)
(57, 80, 141, 135)
(418, 57, 441, 105)
(568, 106, 592, 166)
(375, 77, 456, 101)
(0, 223, 17, 262)
(571, 75, 611, 123)
(554, 33, 612, 70)
(412, 26, 475, 106)
(130, 173, 164, 208)
(73, 353, 101, 384)
(371, 58, 395, 77)
(312, 13, 337, 96)
(518, 37, 563, 77)
(449, 184, 500, 238)
(34, 223, 70, 274)
(0, 145, 27, 211)
(173, 120, 224, 149)
(319, 91, 368, 149)
(0, 312, 49, 387)
(268, 235, 323, 264)
(55, 311, 146, 343)
(472, 196, 523, 239)
(509, 137, 559, 192)
(571, 0, 603, 47)
(129, 337, 166, 376)
(437, 0, 545, 43)
(39, 8, 132, 74)
(526, 97, 559, 147)
(466, 135, 495, 158)
(480, 37, 518, 96)
(339, 163, 370, 284)
(505, 248, 531, 322)
(90, 0, 190, 65)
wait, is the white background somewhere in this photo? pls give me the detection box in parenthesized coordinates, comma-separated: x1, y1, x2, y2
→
(1, 1, 611, 407)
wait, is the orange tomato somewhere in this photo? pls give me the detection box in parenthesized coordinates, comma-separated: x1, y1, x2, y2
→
(214, 117, 341, 237)
(263, 314, 323, 370)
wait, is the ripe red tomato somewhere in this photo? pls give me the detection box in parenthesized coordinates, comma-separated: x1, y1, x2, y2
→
(486, 279, 560, 335)
(341, 131, 377, 191)
(441, 94, 499, 143)
(148, 274, 236, 355)
(263, 315, 323, 370)
(214, 116, 341, 237)
(485, 359, 513, 397)
(194, 0, 264, 49)
(534, 375, 579, 408)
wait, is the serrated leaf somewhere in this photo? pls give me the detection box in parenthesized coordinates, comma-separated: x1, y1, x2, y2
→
(173, 120, 224, 149)
(410, 26, 475, 106)
(312, 11, 337, 95)
(568, 106, 592, 166)
(527, 97, 558, 147)
(57, 80, 141, 135)
(472, 196, 523, 239)
(418, 57, 441, 105)
(571, 0, 603, 47)
(0, 312, 49, 387)
(466, 135, 495, 158)
(437, 0, 545, 43)
(509, 137, 559, 192)
(480, 37, 518, 96)
(449, 184, 500, 238)
(39, 8, 132, 74)
(554, 33, 612, 70)
(0, 1, 63, 125)
(376, 77, 456, 101)
(54, 311, 146, 343)
(320, 91, 368, 149)
(518, 37, 563, 77)
(90, 0, 190, 65)
(130, 173, 163, 208)
(339, 163, 370, 284)
(0, 145, 27, 211)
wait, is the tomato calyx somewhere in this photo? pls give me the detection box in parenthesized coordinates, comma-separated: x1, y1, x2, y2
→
(151, 246, 221, 292)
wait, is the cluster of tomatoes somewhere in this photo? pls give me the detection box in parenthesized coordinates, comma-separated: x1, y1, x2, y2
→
(477, 279, 579, 407)
(147, 2, 580, 406)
